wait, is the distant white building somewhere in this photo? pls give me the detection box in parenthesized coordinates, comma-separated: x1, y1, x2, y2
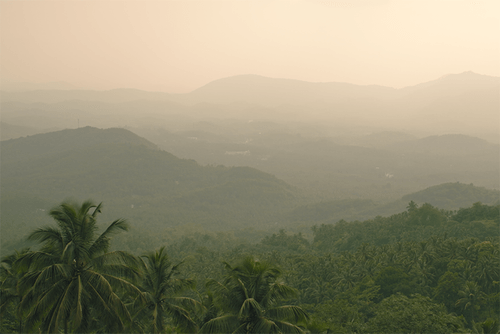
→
(225, 150, 250, 155)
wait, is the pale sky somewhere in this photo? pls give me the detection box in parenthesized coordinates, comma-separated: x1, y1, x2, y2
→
(1, 0, 499, 93)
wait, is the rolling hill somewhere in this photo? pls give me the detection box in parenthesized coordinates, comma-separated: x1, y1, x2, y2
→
(0, 127, 300, 252)
(283, 182, 500, 227)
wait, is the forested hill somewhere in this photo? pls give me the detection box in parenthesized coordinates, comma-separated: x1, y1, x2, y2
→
(401, 182, 500, 208)
(282, 182, 500, 226)
(1, 126, 159, 162)
(0, 127, 300, 252)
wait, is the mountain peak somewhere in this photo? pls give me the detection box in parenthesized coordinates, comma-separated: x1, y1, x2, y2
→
(437, 71, 497, 81)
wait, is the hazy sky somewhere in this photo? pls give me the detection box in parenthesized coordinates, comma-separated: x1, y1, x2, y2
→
(1, 0, 499, 93)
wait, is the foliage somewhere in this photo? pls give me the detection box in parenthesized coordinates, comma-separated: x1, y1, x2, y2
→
(261, 230, 309, 252)
(200, 256, 309, 334)
(18, 200, 140, 333)
(312, 202, 499, 252)
(1, 200, 499, 333)
(0, 248, 31, 333)
(366, 293, 466, 333)
(131, 247, 199, 334)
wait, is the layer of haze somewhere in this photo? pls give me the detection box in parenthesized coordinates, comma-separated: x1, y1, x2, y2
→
(1, 0, 499, 93)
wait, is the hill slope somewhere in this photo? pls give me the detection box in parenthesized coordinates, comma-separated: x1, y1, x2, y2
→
(0, 127, 300, 252)
(284, 182, 500, 226)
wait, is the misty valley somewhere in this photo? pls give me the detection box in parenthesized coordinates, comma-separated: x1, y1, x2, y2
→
(1, 73, 499, 333)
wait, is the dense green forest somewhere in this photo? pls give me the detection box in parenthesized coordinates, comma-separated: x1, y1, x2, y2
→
(1, 200, 498, 333)
(1, 127, 499, 333)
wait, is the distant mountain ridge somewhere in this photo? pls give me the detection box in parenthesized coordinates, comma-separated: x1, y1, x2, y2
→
(2, 71, 496, 104)
(180, 74, 397, 107)
(2, 71, 497, 136)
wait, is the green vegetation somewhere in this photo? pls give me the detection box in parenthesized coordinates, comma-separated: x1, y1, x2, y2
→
(200, 256, 308, 334)
(1, 200, 498, 333)
(0, 127, 301, 253)
(2, 127, 498, 255)
(17, 201, 139, 333)
(1, 127, 499, 333)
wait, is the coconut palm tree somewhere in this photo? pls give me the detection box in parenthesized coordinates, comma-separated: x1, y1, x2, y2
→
(200, 256, 308, 334)
(19, 200, 141, 334)
(455, 281, 485, 324)
(130, 246, 200, 334)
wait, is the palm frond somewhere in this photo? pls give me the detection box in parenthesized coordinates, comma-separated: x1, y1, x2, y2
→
(266, 305, 309, 323)
(79, 200, 97, 218)
(164, 302, 198, 333)
(17, 250, 57, 272)
(166, 296, 204, 313)
(162, 278, 196, 296)
(239, 298, 262, 318)
(91, 250, 139, 270)
(100, 264, 142, 282)
(27, 227, 64, 246)
(262, 282, 298, 307)
(31, 264, 72, 292)
(199, 314, 239, 334)
(252, 317, 281, 334)
(61, 240, 76, 264)
(100, 273, 145, 299)
(91, 201, 103, 218)
(0, 292, 17, 316)
(50, 278, 76, 334)
(273, 319, 306, 334)
(23, 278, 68, 332)
(86, 276, 128, 332)
(88, 218, 128, 257)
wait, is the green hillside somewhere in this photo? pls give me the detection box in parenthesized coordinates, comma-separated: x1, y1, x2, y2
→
(1, 126, 158, 163)
(282, 182, 500, 227)
(0, 127, 300, 253)
(2, 127, 498, 254)
(401, 182, 500, 207)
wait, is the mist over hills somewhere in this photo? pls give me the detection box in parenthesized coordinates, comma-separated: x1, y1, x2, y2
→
(386, 134, 497, 155)
(1, 71, 498, 138)
(0, 121, 44, 141)
(131, 125, 499, 201)
(179, 74, 397, 107)
(1, 127, 498, 254)
(1, 72, 499, 252)
(1, 127, 300, 251)
(1, 127, 296, 203)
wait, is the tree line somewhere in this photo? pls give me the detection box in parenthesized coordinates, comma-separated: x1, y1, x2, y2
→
(1, 200, 499, 333)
